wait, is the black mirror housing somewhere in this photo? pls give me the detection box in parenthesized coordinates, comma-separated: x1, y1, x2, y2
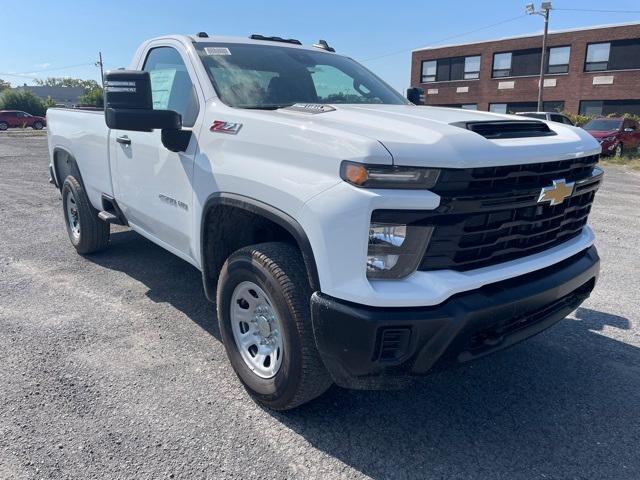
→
(406, 87, 424, 105)
(104, 70, 183, 133)
(105, 108, 182, 132)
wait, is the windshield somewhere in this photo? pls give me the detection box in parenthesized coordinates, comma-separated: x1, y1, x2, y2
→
(583, 119, 622, 131)
(195, 43, 406, 109)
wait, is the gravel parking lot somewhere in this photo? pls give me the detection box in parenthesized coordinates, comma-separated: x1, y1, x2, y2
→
(1, 134, 639, 480)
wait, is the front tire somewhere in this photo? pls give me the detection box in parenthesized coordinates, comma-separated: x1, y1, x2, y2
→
(216, 242, 332, 410)
(32, 121, 44, 130)
(61, 176, 110, 254)
(0, 122, 8, 131)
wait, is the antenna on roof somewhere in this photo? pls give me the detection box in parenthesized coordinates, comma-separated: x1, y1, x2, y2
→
(313, 40, 335, 52)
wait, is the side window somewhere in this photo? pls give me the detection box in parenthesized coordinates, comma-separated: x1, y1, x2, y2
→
(143, 47, 199, 127)
(562, 116, 573, 125)
(550, 114, 563, 123)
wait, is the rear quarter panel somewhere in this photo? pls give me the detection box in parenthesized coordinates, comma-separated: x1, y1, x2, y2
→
(47, 109, 112, 209)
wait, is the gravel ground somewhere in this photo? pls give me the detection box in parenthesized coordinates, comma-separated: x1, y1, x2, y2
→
(1, 135, 639, 480)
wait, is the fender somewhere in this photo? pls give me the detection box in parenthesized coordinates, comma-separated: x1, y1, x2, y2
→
(200, 192, 321, 300)
(52, 146, 84, 189)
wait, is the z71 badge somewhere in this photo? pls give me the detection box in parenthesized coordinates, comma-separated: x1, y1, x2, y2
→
(210, 120, 242, 135)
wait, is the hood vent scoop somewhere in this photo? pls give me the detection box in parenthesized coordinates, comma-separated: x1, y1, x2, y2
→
(451, 120, 557, 139)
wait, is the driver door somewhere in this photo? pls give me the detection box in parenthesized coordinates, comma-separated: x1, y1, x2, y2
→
(113, 45, 201, 261)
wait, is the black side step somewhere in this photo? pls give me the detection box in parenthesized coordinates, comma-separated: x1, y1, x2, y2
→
(100, 194, 128, 226)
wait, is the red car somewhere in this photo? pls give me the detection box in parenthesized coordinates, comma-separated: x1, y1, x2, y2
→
(0, 110, 47, 131)
(582, 117, 640, 156)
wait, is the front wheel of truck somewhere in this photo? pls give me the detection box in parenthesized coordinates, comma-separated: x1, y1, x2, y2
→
(61, 176, 110, 254)
(216, 242, 332, 410)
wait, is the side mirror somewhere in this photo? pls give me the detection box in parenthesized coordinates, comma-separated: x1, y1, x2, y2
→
(406, 87, 424, 105)
(104, 70, 191, 152)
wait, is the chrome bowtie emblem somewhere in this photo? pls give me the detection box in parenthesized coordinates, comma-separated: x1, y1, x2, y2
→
(538, 179, 575, 206)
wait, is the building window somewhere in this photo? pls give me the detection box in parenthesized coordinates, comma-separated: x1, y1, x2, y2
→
(579, 99, 640, 116)
(585, 43, 610, 71)
(464, 56, 481, 79)
(489, 101, 565, 114)
(461, 104, 478, 110)
(548, 46, 570, 74)
(585, 38, 640, 72)
(421, 55, 481, 82)
(492, 53, 512, 77)
(421, 60, 437, 82)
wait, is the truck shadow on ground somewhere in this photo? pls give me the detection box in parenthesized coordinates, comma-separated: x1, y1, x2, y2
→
(91, 230, 640, 479)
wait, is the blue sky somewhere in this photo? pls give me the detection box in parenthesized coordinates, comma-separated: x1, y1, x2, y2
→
(2, 0, 639, 92)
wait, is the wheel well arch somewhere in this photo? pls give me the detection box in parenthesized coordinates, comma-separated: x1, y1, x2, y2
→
(200, 193, 320, 302)
(52, 147, 84, 190)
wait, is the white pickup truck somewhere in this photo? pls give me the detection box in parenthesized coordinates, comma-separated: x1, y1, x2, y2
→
(47, 33, 603, 409)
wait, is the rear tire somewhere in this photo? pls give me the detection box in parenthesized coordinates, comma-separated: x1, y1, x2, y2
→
(61, 176, 110, 254)
(216, 242, 332, 410)
(615, 143, 623, 157)
(33, 121, 43, 130)
(0, 122, 8, 131)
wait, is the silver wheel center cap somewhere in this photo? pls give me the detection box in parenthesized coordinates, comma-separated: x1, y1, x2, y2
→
(255, 315, 271, 338)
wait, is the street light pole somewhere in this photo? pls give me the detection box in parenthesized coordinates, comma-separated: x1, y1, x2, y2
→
(95, 52, 104, 88)
(526, 2, 552, 111)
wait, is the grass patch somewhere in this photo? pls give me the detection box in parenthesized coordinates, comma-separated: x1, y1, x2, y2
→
(600, 153, 640, 171)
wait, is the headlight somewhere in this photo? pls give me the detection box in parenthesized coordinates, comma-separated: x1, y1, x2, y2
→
(341, 161, 440, 189)
(367, 221, 433, 279)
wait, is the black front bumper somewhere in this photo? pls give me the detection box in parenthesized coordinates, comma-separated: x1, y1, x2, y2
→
(311, 246, 600, 389)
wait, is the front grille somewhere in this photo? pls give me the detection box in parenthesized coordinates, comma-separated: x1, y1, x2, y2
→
(405, 155, 601, 272)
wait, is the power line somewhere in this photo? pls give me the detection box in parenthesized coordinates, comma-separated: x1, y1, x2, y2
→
(361, 14, 527, 62)
(553, 8, 640, 14)
(0, 62, 95, 79)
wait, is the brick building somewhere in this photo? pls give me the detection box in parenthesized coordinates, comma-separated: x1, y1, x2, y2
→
(410, 21, 640, 115)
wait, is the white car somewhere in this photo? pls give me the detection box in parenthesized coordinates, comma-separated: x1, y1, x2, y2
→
(516, 111, 575, 125)
(46, 33, 603, 409)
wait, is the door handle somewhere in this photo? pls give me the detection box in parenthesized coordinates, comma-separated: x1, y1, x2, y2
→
(116, 135, 131, 145)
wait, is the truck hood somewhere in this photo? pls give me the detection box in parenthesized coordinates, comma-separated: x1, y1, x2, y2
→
(278, 104, 601, 168)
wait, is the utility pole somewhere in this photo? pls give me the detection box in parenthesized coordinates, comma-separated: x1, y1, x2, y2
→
(95, 52, 104, 88)
(526, 2, 552, 111)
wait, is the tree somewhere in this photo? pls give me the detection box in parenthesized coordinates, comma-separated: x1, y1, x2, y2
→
(34, 77, 100, 91)
(78, 88, 104, 108)
(0, 78, 10, 92)
(43, 96, 57, 110)
(0, 89, 45, 116)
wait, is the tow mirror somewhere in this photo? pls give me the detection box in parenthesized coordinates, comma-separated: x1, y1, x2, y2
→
(406, 87, 424, 105)
(104, 70, 191, 152)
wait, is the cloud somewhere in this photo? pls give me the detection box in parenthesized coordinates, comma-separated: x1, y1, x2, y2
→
(36, 63, 51, 70)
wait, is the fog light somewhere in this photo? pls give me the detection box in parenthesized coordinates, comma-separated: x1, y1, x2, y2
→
(366, 222, 433, 279)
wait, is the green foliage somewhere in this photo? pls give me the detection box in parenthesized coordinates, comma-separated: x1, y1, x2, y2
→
(78, 87, 104, 107)
(560, 111, 640, 127)
(0, 89, 45, 116)
(43, 96, 57, 110)
(35, 77, 100, 91)
(0, 78, 11, 92)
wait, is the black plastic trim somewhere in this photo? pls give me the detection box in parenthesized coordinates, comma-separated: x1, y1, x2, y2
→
(311, 246, 599, 389)
(200, 193, 320, 300)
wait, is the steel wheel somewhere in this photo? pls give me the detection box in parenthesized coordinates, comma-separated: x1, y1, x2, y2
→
(230, 281, 284, 379)
(65, 190, 81, 240)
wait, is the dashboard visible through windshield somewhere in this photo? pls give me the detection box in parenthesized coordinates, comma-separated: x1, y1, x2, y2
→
(195, 42, 406, 109)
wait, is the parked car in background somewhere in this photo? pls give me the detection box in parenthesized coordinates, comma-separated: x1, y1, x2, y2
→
(582, 117, 640, 156)
(0, 110, 46, 130)
(516, 111, 574, 125)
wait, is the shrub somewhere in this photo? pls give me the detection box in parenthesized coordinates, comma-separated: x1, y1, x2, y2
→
(0, 89, 45, 116)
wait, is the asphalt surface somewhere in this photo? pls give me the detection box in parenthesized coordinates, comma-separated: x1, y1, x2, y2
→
(1, 134, 639, 480)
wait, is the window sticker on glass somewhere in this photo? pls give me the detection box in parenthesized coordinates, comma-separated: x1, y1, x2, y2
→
(205, 47, 231, 56)
(149, 69, 177, 110)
